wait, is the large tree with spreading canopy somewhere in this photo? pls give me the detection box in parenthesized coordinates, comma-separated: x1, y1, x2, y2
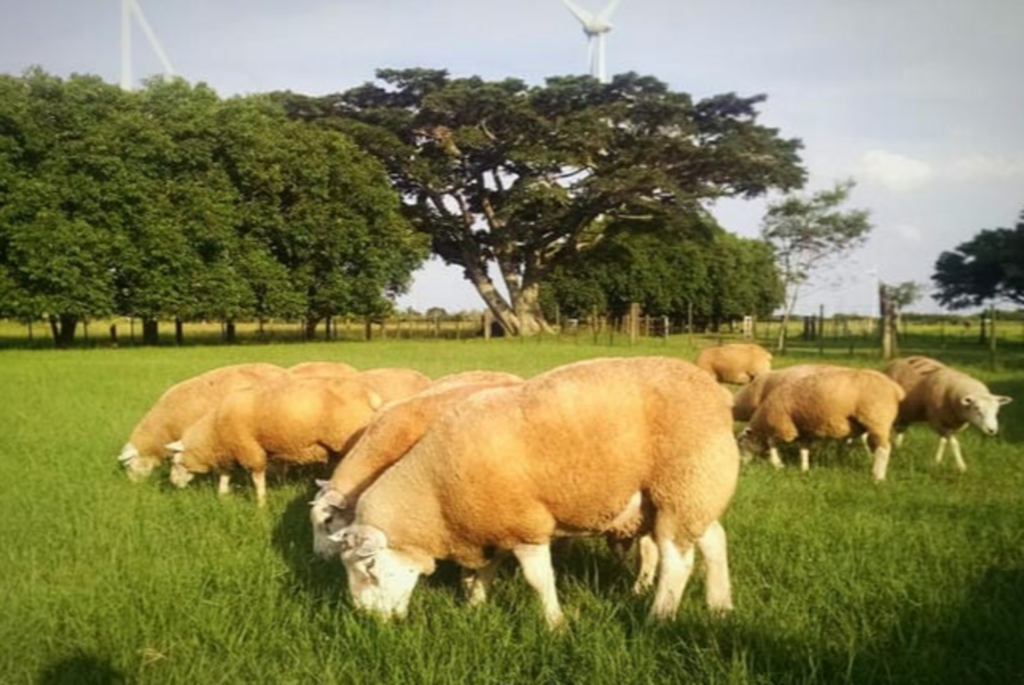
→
(279, 69, 806, 335)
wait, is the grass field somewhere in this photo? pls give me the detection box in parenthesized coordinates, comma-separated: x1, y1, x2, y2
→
(1, 337, 1022, 684)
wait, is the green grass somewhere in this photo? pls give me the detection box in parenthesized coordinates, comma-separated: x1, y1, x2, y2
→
(1, 338, 1023, 684)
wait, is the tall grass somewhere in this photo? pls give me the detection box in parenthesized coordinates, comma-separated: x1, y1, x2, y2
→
(1, 338, 1022, 684)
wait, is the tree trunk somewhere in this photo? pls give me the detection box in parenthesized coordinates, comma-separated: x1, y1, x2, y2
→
(304, 318, 319, 341)
(48, 314, 79, 349)
(225, 320, 237, 345)
(174, 317, 184, 345)
(142, 318, 159, 346)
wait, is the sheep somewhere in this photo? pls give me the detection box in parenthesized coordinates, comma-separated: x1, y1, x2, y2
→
(347, 367, 432, 404)
(167, 374, 387, 506)
(331, 356, 741, 628)
(311, 370, 524, 559)
(732, 363, 846, 422)
(884, 357, 1012, 471)
(288, 361, 359, 378)
(695, 343, 772, 385)
(117, 362, 287, 481)
(738, 367, 906, 481)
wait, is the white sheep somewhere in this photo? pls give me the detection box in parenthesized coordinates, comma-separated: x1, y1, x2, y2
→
(884, 357, 1012, 471)
(738, 367, 906, 481)
(117, 362, 287, 481)
(167, 374, 385, 506)
(695, 343, 772, 385)
(310, 370, 523, 558)
(331, 356, 740, 628)
(732, 363, 845, 422)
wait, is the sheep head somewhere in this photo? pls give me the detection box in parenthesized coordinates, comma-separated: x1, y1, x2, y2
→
(309, 484, 354, 558)
(961, 394, 1013, 436)
(166, 441, 199, 488)
(118, 443, 159, 482)
(331, 524, 426, 620)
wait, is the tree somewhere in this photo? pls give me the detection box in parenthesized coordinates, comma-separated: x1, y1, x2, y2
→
(932, 210, 1024, 309)
(540, 214, 783, 329)
(760, 179, 872, 352)
(282, 69, 805, 336)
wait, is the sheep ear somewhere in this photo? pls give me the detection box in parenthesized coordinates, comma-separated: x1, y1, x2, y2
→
(165, 440, 186, 453)
(332, 524, 386, 558)
(996, 395, 1012, 405)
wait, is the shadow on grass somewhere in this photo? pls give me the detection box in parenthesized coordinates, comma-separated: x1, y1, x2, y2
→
(270, 486, 345, 604)
(38, 651, 125, 685)
(664, 564, 1024, 684)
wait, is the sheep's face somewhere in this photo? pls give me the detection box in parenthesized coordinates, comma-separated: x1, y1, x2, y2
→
(334, 524, 425, 620)
(736, 427, 765, 457)
(962, 394, 1013, 436)
(118, 444, 159, 482)
(168, 452, 197, 488)
(309, 488, 353, 559)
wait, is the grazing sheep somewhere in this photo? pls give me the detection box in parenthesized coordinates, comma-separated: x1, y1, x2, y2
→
(348, 367, 432, 404)
(168, 375, 386, 506)
(332, 356, 740, 627)
(117, 362, 287, 481)
(288, 361, 359, 378)
(311, 371, 524, 559)
(884, 357, 1012, 471)
(696, 343, 773, 385)
(732, 363, 846, 422)
(738, 367, 905, 481)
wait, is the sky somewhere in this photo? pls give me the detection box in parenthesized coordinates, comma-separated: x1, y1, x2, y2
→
(1, 0, 1022, 317)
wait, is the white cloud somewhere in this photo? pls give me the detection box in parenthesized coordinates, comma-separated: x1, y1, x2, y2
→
(858, 150, 934, 193)
(944, 154, 1024, 181)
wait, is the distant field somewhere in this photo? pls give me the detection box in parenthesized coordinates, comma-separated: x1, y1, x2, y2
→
(1, 337, 1022, 684)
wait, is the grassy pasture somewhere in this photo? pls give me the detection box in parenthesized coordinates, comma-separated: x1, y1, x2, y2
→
(1, 337, 1023, 684)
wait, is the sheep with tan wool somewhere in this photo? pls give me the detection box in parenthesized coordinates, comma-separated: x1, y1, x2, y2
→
(168, 374, 388, 506)
(311, 370, 523, 559)
(696, 343, 772, 385)
(288, 361, 359, 378)
(117, 362, 287, 481)
(332, 356, 740, 627)
(884, 356, 1012, 472)
(738, 367, 905, 481)
(732, 363, 846, 422)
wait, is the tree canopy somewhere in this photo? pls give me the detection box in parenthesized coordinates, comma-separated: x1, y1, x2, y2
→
(279, 69, 806, 335)
(540, 213, 783, 329)
(0, 69, 427, 345)
(760, 179, 872, 351)
(932, 209, 1024, 309)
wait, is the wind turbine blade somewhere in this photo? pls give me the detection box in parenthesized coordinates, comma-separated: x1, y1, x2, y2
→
(560, 0, 595, 26)
(129, 0, 176, 76)
(598, 0, 623, 21)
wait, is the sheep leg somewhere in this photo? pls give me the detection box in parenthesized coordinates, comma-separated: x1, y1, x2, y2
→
(462, 554, 505, 607)
(871, 446, 891, 482)
(949, 436, 967, 472)
(649, 538, 696, 622)
(512, 543, 564, 629)
(251, 470, 267, 507)
(934, 437, 948, 464)
(696, 520, 733, 615)
(217, 472, 231, 496)
(799, 447, 810, 473)
(768, 447, 784, 469)
(893, 431, 905, 449)
(632, 534, 659, 595)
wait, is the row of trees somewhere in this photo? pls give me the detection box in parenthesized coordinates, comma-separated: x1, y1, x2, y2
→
(0, 69, 428, 345)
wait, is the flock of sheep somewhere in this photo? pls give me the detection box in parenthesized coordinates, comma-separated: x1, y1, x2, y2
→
(116, 344, 1011, 627)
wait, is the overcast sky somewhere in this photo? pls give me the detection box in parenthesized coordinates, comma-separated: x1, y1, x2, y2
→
(2, 0, 1022, 315)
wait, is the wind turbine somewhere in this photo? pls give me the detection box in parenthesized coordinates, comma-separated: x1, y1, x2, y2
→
(120, 0, 176, 90)
(560, 0, 623, 84)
